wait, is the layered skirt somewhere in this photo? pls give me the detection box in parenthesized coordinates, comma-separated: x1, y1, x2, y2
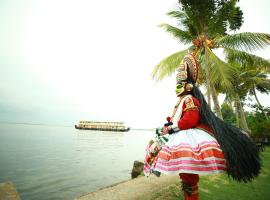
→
(144, 128, 227, 176)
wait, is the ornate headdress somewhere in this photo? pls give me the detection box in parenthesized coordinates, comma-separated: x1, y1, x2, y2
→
(176, 53, 199, 84)
(175, 54, 199, 96)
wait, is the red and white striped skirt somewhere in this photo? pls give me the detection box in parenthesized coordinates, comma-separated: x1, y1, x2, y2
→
(144, 128, 227, 176)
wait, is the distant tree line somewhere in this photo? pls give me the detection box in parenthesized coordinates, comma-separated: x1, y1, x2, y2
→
(221, 102, 270, 141)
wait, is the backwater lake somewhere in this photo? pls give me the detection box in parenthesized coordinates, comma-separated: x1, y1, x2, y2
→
(0, 123, 154, 200)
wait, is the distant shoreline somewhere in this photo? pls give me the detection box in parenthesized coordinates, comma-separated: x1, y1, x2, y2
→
(0, 122, 155, 131)
(0, 121, 71, 127)
(131, 128, 155, 132)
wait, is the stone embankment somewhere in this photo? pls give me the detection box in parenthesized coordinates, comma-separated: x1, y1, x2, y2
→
(0, 182, 21, 200)
(75, 175, 178, 200)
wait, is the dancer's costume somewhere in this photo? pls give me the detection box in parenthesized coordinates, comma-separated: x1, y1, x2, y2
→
(144, 54, 261, 200)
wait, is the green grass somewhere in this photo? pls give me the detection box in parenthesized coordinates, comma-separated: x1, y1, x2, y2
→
(145, 147, 270, 200)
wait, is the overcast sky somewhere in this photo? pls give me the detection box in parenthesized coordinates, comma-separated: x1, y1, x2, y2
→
(0, 0, 269, 128)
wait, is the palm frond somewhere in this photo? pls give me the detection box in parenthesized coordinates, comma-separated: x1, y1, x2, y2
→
(159, 23, 193, 45)
(225, 48, 270, 71)
(205, 47, 237, 91)
(166, 10, 186, 21)
(193, 48, 205, 85)
(216, 32, 270, 52)
(246, 74, 270, 94)
(166, 8, 201, 36)
(255, 80, 270, 94)
(152, 49, 188, 81)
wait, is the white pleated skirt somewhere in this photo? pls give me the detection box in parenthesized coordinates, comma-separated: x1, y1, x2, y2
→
(144, 128, 227, 176)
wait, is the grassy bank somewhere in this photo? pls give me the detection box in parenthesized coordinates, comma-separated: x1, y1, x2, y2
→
(146, 147, 270, 200)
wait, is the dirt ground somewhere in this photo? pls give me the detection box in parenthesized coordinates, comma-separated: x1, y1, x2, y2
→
(75, 175, 179, 200)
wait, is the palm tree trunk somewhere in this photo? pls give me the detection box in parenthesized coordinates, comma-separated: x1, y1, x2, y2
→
(211, 83, 223, 119)
(234, 99, 240, 128)
(235, 94, 250, 133)
(204, 46, 212, 108)
(253, 87, 263, 107)
(228, 99, 234, 111)
(252, 86, 269, 120)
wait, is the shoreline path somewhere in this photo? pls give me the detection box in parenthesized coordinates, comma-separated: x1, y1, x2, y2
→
(75, 175, 179, 200)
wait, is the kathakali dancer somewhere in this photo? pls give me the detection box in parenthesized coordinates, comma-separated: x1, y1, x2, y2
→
(144, 53, 261, 200)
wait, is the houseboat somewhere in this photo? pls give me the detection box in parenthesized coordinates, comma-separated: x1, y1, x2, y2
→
(75, 121, 130, 132)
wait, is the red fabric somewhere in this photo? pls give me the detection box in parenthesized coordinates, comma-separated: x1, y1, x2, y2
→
(180, 173, 199, 186)
(180, 173, 199, 200)
(178, 97, 201, 130)
(196, 123, 214, 136)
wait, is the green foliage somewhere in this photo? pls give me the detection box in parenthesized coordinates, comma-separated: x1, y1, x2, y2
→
(217, 32, 270, 52)
(246, 105, 270, 138)
(153, 0, 270, 87)
(221, 103, 236, 125)
(179, 0, 244, 36)
(225, 48, 270, 71)
(222, 47, 270, 129)
(158, 23, 193, 44)
(221, 102, 270, 138)
(228, 5, 243, 30)
(205, 46, 236, 90)
(152, 50, 188, 81)
(153, 0, 270, 127)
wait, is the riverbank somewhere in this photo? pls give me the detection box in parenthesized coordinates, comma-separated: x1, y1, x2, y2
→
(76, 148, 270, 200)
(0, 182, 21, 200)
(75, 175, 179, 200)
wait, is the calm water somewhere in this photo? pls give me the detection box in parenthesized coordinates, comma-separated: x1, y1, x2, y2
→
(0, 123, 153, 200)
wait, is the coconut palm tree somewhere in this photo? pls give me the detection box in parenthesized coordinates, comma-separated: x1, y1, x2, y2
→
(226, 49, 270, 121)
(224, 71, 270, 132)
(152, 0, 270, 119)
(248, 75, 270, 120)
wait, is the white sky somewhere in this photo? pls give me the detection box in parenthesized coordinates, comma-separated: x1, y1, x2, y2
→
(0, 0, 269, 128)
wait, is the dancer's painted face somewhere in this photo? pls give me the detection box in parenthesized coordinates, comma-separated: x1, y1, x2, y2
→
(175, 82, 186, 97)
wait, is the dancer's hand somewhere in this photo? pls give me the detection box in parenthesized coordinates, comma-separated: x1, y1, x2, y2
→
(160, 126, 171, 136)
